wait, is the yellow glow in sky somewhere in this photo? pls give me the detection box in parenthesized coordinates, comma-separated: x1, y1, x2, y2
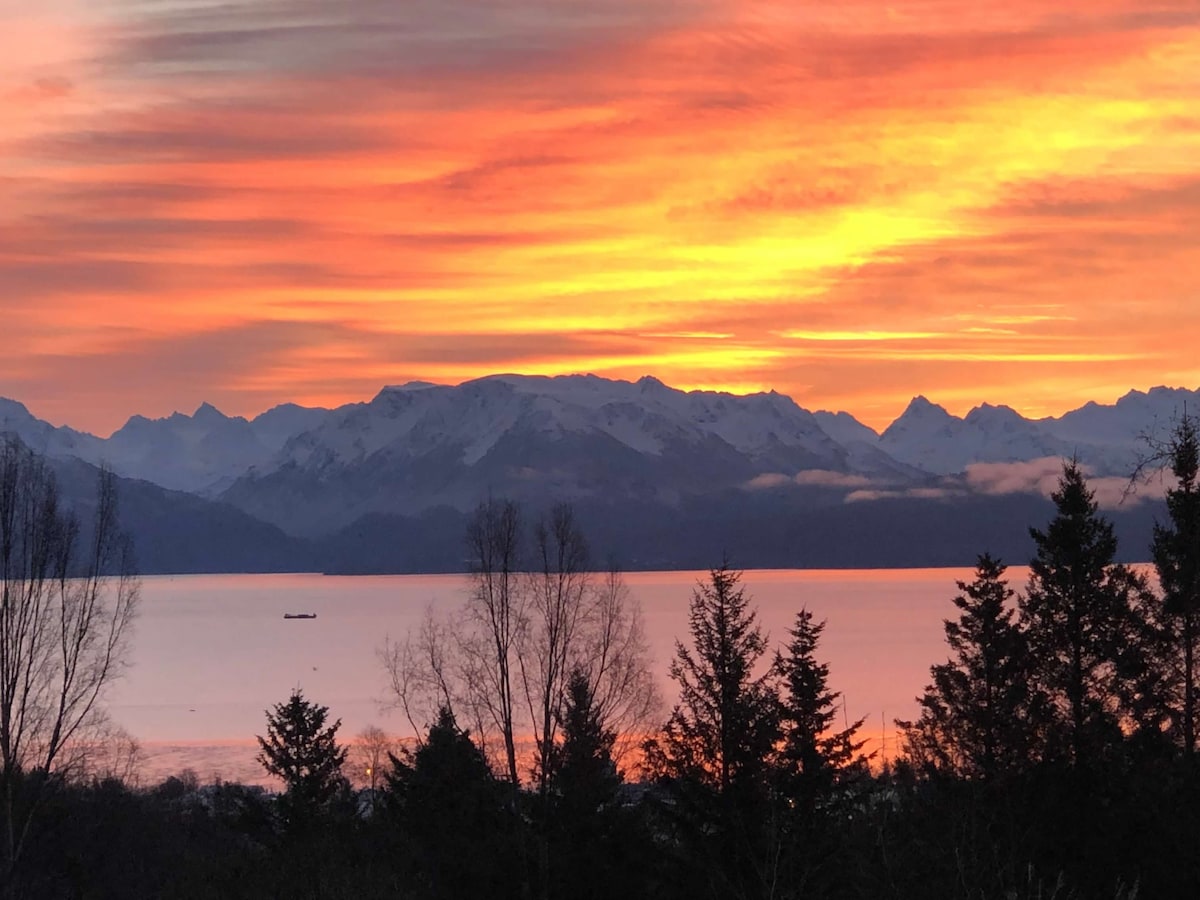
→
(1, 1, 1199, 433)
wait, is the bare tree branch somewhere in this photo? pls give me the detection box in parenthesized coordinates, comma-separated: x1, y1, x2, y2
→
(0, 438, 140, 881)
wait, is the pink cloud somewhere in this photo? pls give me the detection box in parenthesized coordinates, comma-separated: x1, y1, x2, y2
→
(965, 457, 1166, 508)
(744, 470, 876, 490)
(844, 487, 956, 503)
(964, 457, 1065, 497)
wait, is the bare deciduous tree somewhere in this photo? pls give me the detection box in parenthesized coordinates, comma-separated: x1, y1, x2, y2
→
(462, 497, 524, 786)
(80, 723, 143, 787)
(380, 604, 457, 743)
(349, 725, 395, 796)
(0, 437, 139, 883)
(580, 566, 660, 771)
(381, 500, 659, 786)
(521, 504, 591, 796)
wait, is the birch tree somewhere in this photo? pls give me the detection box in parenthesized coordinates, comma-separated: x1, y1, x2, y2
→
(462, 497, 525, 786)
(0, 437, 139, 885)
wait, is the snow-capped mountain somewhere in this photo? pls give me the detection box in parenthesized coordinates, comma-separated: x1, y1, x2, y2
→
(0, 398, 332, 494)
(873, 387, 1200, 477)
(102, 401, 334, 493)
(810, 409, 928, 481)
(0, 397, 105, 460)
(2, 377, 1197, 541)
(1037, 386, 1200, 472)
(220, 374, 870, 534)
(812, 410, 880, 447)
(879, 397, 1072, 475)
(275, 375, 847, 469)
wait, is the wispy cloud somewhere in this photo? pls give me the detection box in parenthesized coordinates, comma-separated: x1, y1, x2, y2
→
(965, 457, 1165, 508)
(1, 0, 1199, 430)
(845, 487, 957, 503)
(830, 456, 1168, 508)
(964, 458, 1069, 498)
(745, 470, 876, 490)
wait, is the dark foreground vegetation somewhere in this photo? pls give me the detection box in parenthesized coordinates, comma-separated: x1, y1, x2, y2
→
(4, 417, 1200, 898)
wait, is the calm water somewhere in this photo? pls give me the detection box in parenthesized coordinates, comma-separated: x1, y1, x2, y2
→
(110, 568, 991, 784)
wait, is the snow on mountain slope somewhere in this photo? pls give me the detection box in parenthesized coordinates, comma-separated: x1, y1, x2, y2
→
(0, 397, 105, 459)
(878, 396, 969, 474)
(813, 410, 879, 447)
(216, 375, 868, 534)
(962, 403, 1070, 463)
(102, 401, 333, 493)
(489, 373, 852, 466)
(880, 397, 1071, 475)
(249, 403, 331, 451)
(105, 406, 271, 493)
(1042, 387, 1200, 446)
(5, 378, 1198, 510)
(267, 374, 851, 475)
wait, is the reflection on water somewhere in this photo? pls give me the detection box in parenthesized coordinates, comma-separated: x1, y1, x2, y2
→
(113, 567, 996, 785)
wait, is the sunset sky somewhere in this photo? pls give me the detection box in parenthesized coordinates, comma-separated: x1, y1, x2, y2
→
(2, 0, 1198, 435)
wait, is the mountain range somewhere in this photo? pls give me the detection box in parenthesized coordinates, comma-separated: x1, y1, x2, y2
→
(1, 375, 1193, 573)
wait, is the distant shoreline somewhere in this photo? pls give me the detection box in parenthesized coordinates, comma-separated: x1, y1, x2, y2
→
(135, 559, 1157, 578)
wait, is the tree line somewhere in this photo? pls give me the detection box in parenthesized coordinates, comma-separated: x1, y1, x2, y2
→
(3, 419, 1200, 897)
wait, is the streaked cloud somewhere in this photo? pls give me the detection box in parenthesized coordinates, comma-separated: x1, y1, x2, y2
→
(845, 487, 957, 503)
(777, 331, 951, 342)
(1, 0, 1199, 432)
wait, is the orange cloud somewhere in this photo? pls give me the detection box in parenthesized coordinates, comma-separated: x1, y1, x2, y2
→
(1, 0, 1198, 433)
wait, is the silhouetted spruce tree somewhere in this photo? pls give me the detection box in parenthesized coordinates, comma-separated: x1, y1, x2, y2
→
(899, 555, 1038, 778)
(767, 609, 869, 900)
(644, 563, 779, 792)
(385, 706, 518, 899)
(541, 669, 639, 900)
(256, 689, 348, 829)
(549, 668, 620, 815)
(1152, 414, 1200, 758)
(1021, 462, 1148, 769)
(643, 563, 780, 899)
(775, 608, 868, 803)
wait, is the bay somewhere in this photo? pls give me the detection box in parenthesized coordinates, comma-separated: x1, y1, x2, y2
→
(109, 568, 989, 784)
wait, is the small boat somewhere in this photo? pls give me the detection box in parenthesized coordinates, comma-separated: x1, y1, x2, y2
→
(283, 613, 318, 620)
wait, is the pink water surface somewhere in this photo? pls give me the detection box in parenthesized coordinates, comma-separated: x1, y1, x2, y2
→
(111, 568, 988, 785)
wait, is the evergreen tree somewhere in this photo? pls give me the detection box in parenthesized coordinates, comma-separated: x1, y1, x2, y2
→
(1151, 414, 1200, 758)
(256, 689, 348, 827)
(643, 563, 780, 793)
(549, 668, 620, 815)
(775, 608, 868, 803)
(642, 563, 780, 899)
(768, 610, 869, 900)
(385, 706, 518, 899)
(1021, 462, 1147, 769)
(542, 670, 639, 900)
(899, 555, 1037, 778)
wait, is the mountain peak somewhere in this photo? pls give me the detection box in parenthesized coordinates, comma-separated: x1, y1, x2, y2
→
(0, 397, 34, 421)
(381, 381, 439, 394)
(193, 401, 228, 423)
(964, 402, 1021, 424)
(901, 395, 951, 418)
(118, 413, 153, 431)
